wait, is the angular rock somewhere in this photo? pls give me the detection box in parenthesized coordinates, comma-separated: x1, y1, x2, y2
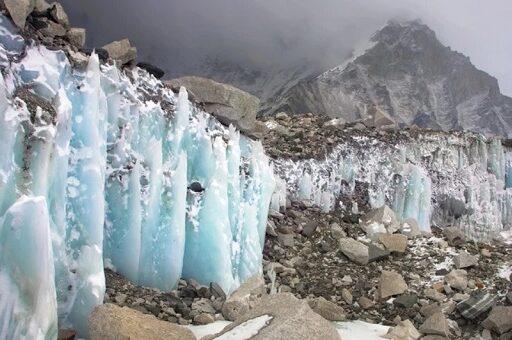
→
(165, 76, 260, 135)
(382, 319, 421, 340)
(444, 270, 468, 290)
(368, 243, 390, 262)
(40, 19, 66, 37)
(482, 306, 512, 335)
(456, 292, 497, 319)
(379, 270, 408, 299)
(400, 218, 421, 238)
(103, 38, 137, 65)
(205, 293, 339, 340)
(88, 304, 196, 340)
(393, 294, 418, 308)
(66, 28, 86, 48)
(277, 232, 294, 247)
(424, 288, 446, 302)
(419, 312, 450, 337)
(420, 303, 442, 317)
(193, 313, 215, 325)
(443, 227, 466, 246)
(58, 329, 76, 340)
(358, 296, 375, 309)
(378, 233, 408, 253)
(341, 288, 353, 305)
(330, 222, 346, 239)
(361, 205, 400, 237)
(210, 282, 226, 300)
(50, 2, 69, 27)
(4, 0, 34, 29)
(338, 238, 369, 265)
(308, 296, 345, 321)
(453, 251, 478, 269)
(221, 275, 266, 321)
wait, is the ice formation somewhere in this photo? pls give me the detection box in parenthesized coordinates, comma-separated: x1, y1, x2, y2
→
(272, 131, 512, 240)
(0, 15, 274, 338)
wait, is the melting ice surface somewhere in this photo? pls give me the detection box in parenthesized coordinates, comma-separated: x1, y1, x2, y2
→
(272, 130, 512, 240)
(0, 16, 274, 338)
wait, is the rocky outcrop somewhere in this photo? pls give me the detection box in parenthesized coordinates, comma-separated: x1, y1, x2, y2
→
(165, 76, 261, 136)
(88, 304, 196, 340)
(205, 293, 340, 340)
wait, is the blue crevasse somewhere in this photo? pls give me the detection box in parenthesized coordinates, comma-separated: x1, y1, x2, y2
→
(0, 16, 274, 339)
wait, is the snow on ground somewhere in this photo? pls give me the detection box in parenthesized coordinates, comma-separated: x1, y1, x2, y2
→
(498, 265, 511, 282)
(187, 319, 389, 339)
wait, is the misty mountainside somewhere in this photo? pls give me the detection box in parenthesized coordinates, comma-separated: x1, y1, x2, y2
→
(253, 21, 512, 137)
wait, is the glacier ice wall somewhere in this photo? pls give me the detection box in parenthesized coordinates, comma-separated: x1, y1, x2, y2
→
(272, 131, 512, 241)
(0, 15, 274, 338)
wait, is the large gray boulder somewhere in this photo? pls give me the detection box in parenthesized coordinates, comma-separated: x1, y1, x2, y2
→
(221, 275, 266, 321)
(4, 0, 34, 29)
(89, 303, 196, 340)
(103, 39, 137, 65)
(205, 293, 340, 340)
(165, 76, 260, 136)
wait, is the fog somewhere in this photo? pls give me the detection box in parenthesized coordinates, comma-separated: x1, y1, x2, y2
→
(60, 0, 512, 96)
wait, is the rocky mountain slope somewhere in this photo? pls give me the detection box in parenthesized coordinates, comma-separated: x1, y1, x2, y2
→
(266, 21, 512, 137)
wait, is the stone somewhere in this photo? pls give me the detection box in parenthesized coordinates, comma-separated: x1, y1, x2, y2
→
(482, 306, 512, 334)
(204, 293, 339, 340)
(338, 238, 369, 265)
(378, 233, 408, 253)
(50, 2, 69, 27)
(443, 227, 466, 246)
(330, 222, 345, 239)
(301, 219, 318, 237)
(40, 18, 66, 37)
(4, 0, 34, 29)
(393, 295, 418, 308)
(210, 282, 226, 300)
(308, 297, 345, 321)
(165, 76, 260, 135)
(358, 296, 375, 309)
(444, 270, 468, 290)
(114, 293, 127, 304)
(191, 299, 216, 315)
(266, 220, 278, 237)
(382, 319, 421, 340)
(452, 293, 470, 302)
(277, 233, 294, 247)
(419, 312, 450, 337)
(58, 329, 76, 340)
(193, 313, 215, 325)
(361, 205, 400, 236)
(66, 48, 89, 68)
(379, 270, 408, 299)
(88, 304, 196, 340)
(137, 62, 165, 79)
(103, 39, 137, 65)
(275, 112, 290, 120)
(420, 304, 442, 318)
(341, 288, 353, 304)
(456, 292, 497, 319)
(400, 218, 421, 238)
(424, 288, 445, 302)
(481, 248, 492, 257)
(453, 251, 478, 269)
(368, 243, 390, 262)
(66, 28, 86, 48)
(221, 275, 266, 321)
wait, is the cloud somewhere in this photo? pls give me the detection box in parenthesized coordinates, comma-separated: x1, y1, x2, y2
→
(60, 0, 512, 95)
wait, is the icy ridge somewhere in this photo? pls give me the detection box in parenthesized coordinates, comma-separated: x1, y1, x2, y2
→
(272, 130, 512, 240)
(0, 16, 274, 338)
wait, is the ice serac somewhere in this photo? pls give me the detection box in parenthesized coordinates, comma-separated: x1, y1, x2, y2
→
(272, 131, 512, 241)
(0, 14, 275, 338)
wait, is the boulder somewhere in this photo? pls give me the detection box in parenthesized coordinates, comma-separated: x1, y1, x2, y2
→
(205, 293, 339, 340)
(379, 270, 408, 299)
(378, 233, 408, 253)
(419, 312, 450, 337)
(443, 227, 466, 246)
(400, 218, 421, 238)
(165, 76, 260, 136)
(330, 222, 346, 239)
(193, 313, 215, 325)
(444, 269, 468, 290)
(103, 39, 137, 65)
(338, 238, 369, 265)
(368, 243, 390, 262)
(4, 0, 34, 29)
(221, 275, 266, 321)
(308, 296, 345, 321)
(341, 288, 353, 304)
(358, 296, 375, 309)
(361, 205, 400, 237)
(393, 295, 418, 308)
(482, 306, 512, 334)
(40, 19, 66, 37)
(453, 251, 478, 269)
(66, 28, 86, 48)
(382, 319, 421, 340)
(49, 2, 69, 27)
(88, 303, 196, 340)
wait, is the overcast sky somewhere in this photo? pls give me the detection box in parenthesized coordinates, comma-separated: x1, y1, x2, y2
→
(60, 0, 512, 96)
